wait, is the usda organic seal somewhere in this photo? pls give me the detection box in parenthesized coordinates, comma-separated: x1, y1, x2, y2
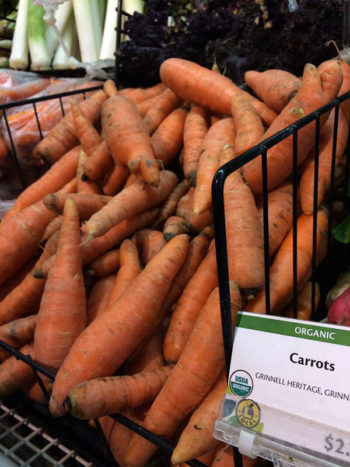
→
(229, 370, 253, 397)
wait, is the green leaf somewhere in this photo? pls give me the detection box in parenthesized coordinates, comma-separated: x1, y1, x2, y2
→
(332, 214, 350, 244)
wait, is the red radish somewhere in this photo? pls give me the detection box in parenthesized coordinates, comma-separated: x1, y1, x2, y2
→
(328, 287, 350, 326)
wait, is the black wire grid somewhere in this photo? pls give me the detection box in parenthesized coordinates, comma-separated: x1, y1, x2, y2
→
(0, 4, 349, 466)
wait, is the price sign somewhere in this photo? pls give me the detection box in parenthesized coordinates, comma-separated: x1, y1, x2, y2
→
(214, 312, 350, 466)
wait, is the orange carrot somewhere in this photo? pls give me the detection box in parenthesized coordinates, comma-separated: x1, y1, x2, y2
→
(102, 95, 159, 185)
(85, 249, 120, 278)
(284, 281, 320, 320)
(257, 182, 293, 256)
(33, 90, 107, 163)
(171, 370, 227, 464)
(49, 234, 189, 416)
(82, 140, 114, 181)
(157, 225, 213, 319)
(300, 108, 349, 214)
(151, 105, 187, 165)
(41, 216, 63, 243)
(0, 231, 59, 325)
(193, 118, 235, 214)
(0, 136, 8, 162)
(246, 209, 328, 315)
(242, 61, 343, 195)
(133, 229, 166, 266)
(76, 150, 101, 194)
(136, 94, 161, 117)
(102, 163, 129, 196)
(160, 58, 277, 125)
(43, 192, 112, 219)
(66, 365, 172, 419)
(0, 200, 57, 286)
(3, 145, 80, 220)
(23, 376, 53, 404)
(34, 197, 87, 371)
(119, 82, 166, 104)
(143, 88, 182, 134)
(177, 186, 213, 233)
(244, 69, 302, 112)
(221, 144, 265, 293)
(106, 240, 141, 307)
(153, 178, 191, 228)
(0, 343, 35, 397)
(125, 282, 242, 466)
(82, 170, 178, 240)
(163, 215, 191, 240)
(123, 326, 165, 375)
(86, 274, 116, 324)
(0, 315, 37, 361)
(163, 243, 218, 363)
(338, 61, 350, 122)
(0, 257, 39, 303)
(70, 99, 102, 155)
(231, 93, 264, 156)
(183, 105, 209, 185)
(103, 79, 118, 98)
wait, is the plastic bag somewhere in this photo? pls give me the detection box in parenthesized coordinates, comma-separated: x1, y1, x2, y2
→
(0, 69, 52, 106)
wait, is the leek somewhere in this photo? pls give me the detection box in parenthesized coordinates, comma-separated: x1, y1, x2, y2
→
(52, 12, 76, 69)
(99, 0, 117, 60)
(9, 0, 29, 70)
(72, 0, 98, 63)
(46, 0, 73, 58)
(90, 0, 103, 56)
(28, 0, 51, 70)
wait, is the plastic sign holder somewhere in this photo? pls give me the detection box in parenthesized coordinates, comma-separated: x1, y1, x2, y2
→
(213, 312, 350, 467)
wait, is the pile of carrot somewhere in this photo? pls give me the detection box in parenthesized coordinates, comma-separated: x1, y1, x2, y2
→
(0, 56, 348, 467)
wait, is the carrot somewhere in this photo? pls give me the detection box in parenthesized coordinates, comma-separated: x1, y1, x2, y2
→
(180, 451, 216, 467)
(244, 69, 302, 113)
(300, 108, 349, 214)
(136, 94, 162, 117)
(183, 105, 209, 185)
(125, 282, 242, 466)
(284, 281, 320, 320)
(119, 82, 166, 104)
(160, 58, 277, 126)
(246, 209, 328, 315)
(102, 163, 129, 196)
(176, 186, 213, 233)
(23, 376, 53, 404)
(102, 95, 159, 186)
(210, 444, 258, 467)
(163, 215, 192, 240)
(257, 182, 293, 256)
(33, 89, 107, 163)
(82, 140, 114, 182)
(0, 200, 57, 286)
(70, 99, 102, 155)
(0, 315, 37, 361)
(123, 326, 165, 375)
(49, 234, 189, 417)
(85, 249, 120, 278)
(103, 79, 118, 98)
(242, 61, 343, 195)
(151, 105, 187, 165)
(76, 150, 101, 194)
(106, 240, 140, 307)
(82, 170, 178, 240)
(0, 136, 8, 162)
(86, 274, 116, 324)
(221, 144, 265, 293)
(34, 197, 87, 371)
(171, 370, 227, 464)
(40, 216, 63, 243)
(157, 225, 213, 320)
(43, 192, 112, 219)
(66, 365, 172, 419)
(230, 93, 264, 156)
(143, 88, 182, 135)
(133, 229, 166, 265)
(0, 257, 39, 302)
(153, 178, 191, 228)
(338, 61, 350, 122)
(163, 242, 218, 363)
(193, 118, 235, 215)
(0, 343, 35, 397)
(0, 231, 59, 325)
(3, 145, 80, 220)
